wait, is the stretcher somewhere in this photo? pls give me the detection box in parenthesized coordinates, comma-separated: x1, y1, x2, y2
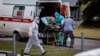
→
(44, 25, 63, 45)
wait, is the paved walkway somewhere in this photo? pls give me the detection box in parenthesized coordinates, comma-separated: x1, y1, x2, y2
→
(0, 54, 24, 56)
(0, 54, 6, 56)
(74, 38, 100, 51)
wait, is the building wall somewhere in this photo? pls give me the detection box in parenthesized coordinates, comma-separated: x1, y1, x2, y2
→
(62, 0, 81, 21)
(62, 0, 78, 6)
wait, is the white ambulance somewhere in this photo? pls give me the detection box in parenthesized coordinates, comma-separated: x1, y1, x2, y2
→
(0, 0, 70, 42)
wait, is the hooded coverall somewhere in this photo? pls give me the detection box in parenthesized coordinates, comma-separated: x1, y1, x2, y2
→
(54, 12, 64, 46)
(24, 20, 45, 54)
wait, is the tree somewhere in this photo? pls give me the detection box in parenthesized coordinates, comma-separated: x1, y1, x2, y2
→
(80, 0, 100, 28)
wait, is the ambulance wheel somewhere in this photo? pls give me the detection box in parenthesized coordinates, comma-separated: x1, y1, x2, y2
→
(13, 33, 22, 42)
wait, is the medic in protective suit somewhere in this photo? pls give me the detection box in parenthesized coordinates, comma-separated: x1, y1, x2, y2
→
(24, 17, 47, 55)
(54, 12, 64, 46)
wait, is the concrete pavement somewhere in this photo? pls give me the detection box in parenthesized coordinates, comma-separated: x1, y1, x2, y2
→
(0, 54, 20, 56)
(74, 38, 100, 51)
(0, 53, 6, 56)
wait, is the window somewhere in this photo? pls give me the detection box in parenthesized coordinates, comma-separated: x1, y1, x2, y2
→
(13, 6, 25, 18)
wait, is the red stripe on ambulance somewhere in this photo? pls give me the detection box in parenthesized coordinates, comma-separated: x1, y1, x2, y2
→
(0, 17, 32, 23)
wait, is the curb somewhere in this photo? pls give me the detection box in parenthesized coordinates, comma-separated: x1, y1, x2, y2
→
(0, 50, 17, 56)
(75, 36, 100, 41)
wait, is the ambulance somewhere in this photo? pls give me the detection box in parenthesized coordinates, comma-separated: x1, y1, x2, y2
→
(0, 0, 70, 42)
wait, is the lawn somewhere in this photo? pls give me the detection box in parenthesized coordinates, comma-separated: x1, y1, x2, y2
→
(74, 25, 100, 39)
(0, 41, 79, 56)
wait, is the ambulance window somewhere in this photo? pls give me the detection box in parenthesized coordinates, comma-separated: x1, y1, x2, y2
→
(13, 6, 25, 18)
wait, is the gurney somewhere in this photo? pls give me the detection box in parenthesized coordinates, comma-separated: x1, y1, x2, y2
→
(41, 15, 64, 45)
(44, 24, 62, 45)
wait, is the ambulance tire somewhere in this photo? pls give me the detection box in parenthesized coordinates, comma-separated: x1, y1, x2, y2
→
(13, 33, 23, 42)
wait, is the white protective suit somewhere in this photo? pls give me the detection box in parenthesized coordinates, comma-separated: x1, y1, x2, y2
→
(24, 19, 45, 54)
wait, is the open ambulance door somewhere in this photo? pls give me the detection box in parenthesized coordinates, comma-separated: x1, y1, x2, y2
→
(60, 2, 71, 17)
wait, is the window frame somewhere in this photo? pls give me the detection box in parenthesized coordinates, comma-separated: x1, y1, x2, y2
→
(12, 6, 25, 18)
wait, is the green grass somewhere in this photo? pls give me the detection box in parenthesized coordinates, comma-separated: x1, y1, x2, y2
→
(74, 26, 100, 39)
(0, 41, 79, 56)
